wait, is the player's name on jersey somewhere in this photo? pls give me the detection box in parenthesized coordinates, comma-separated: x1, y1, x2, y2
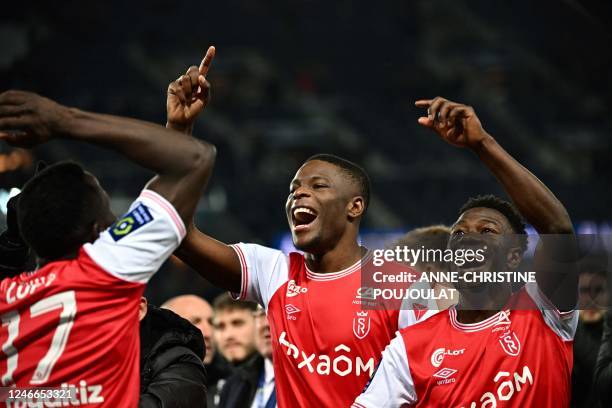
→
(371, 271, 536, 284)
(4, 273, 57, 304)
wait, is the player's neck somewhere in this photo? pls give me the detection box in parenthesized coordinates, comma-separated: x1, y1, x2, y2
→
(304, 239, 364, 274)
(37, 251, 79, 268)
(455, 284, 512, 324)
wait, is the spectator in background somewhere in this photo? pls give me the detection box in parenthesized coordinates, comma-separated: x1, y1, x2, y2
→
(0, 162, 46, 278)
(219, 305, 276, 408)
(213, 293, 259, 365)
(0, 194, 29, 279)
(162, 295, 216, 365)
(391, 225, 458, 310)
(212, 293, 260, 402)
(139, 297, 208, 407)
(595, 310, 612, 407)
(163, 294, 234, 407)
(573, 256, 609, 408)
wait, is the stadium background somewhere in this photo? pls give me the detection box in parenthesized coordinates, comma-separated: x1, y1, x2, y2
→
(0, 0, 610, 305)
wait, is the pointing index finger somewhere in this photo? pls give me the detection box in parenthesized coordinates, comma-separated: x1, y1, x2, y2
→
(199, 46, 216, 77)
(414, 99, 432, 108)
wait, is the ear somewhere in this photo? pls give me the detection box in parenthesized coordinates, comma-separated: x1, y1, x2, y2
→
(506, 246, 523, 270)
(347, 196, 365, 220)
(89, 222, 103, 242)
(139, 297, 148, 321)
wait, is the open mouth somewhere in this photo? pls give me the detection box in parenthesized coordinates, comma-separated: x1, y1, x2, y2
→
(292, 206, 318, 231)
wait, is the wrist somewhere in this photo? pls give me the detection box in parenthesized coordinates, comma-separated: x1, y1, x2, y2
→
(471, 132, 496, 156)
(55, 107, 81, 139)
(166, 121, 193, 135)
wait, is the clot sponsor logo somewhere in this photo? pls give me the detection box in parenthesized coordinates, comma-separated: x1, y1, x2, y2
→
(286, 280, 308, 297)
(278, 332, 375, 377)
(430, 347, 465, 368)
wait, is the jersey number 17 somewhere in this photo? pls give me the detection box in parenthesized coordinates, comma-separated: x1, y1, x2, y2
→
(1, 290, 77, 385)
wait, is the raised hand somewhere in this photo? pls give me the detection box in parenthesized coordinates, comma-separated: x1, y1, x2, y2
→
(415, 97, 490, 150)
(166, 46, 215, 134)
(0, 91, 69, 148)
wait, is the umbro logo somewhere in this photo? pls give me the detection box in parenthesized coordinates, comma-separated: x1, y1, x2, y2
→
(285, 304, 301, 320)
(433, 368, 457, 379)
(286, 280, 308, 297)
(285, 304, 301, 314)
(433, 367, 458, 386)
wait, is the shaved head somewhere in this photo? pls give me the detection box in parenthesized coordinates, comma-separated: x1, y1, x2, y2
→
(162, 294, 215, 364)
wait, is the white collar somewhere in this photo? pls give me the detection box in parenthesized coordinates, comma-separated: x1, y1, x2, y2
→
(264, 357, 274, 383)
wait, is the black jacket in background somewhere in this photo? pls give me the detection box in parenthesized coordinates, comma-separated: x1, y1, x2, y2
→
(206, 352, 235, 408)
(572, 318, 604, 408)
(594, 310, 612, 407)
(140, 304, 207, 408)
(218, 353, 264, 408)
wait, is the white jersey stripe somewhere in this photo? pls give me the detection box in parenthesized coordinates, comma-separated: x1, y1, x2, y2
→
(305, 251, 373, 281)
(449, 307, 509, 332)
(140, 190, 186, 239)
(230, 244, 249, 300)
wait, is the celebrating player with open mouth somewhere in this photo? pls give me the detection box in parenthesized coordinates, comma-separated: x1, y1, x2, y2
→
(167, 51, 435, 407)
(353, 97, 578, 408)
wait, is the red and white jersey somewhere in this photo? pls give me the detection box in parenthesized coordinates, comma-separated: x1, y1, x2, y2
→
(0, 190, 185, 407)
(231, 244, 436, 407)
(353, 282, 578, 408)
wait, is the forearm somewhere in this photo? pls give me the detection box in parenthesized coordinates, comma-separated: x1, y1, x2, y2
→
(61, 108, 213, 176)
(174, 229, 242, 293)
(473, 135, 573, 234)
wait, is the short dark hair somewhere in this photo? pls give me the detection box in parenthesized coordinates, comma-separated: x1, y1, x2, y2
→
(390, 225, 451, 268)
(460, 194, 528, 253)
(305, 153, 371, 211)
(18, 161, 101, 260)
(213, 292, 258, 314)
(392, 225, 451, 250)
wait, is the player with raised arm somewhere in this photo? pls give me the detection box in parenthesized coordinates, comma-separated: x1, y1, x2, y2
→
(353, 97, 578, 408)
(0, 46, 216, 408)
(166, 53, 434, 407)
